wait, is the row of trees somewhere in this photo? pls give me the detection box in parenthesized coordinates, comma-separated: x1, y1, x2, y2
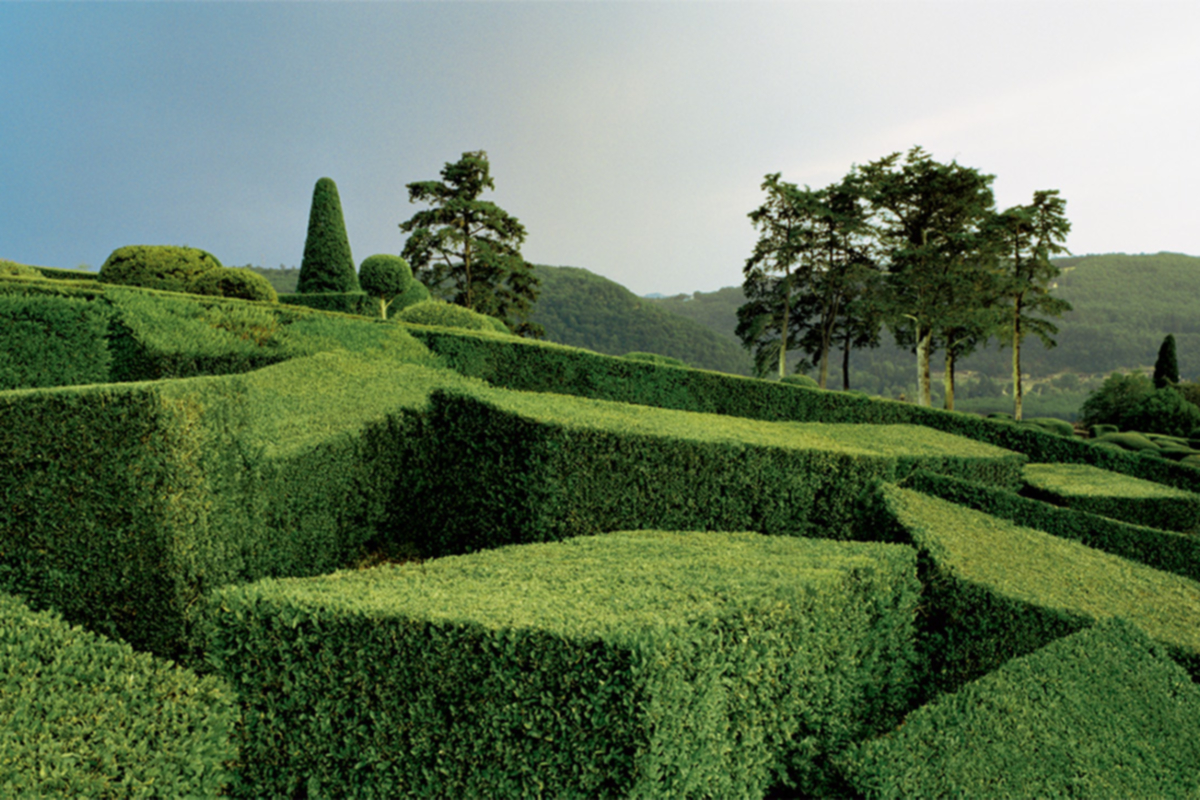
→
(736, 147, 1072, 420)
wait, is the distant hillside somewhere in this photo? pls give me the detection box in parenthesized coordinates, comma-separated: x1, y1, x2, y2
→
(529, 266, 752, 375)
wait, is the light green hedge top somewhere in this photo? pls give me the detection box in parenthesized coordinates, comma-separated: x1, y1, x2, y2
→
(881, 485, 1200, 658)
(469, 385, 1021, 462)
(1024, 462, 1200, 500)
(216, 531, 911, 640)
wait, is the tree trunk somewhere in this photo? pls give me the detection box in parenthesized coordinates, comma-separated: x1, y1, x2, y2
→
(818, 348, 830, 389)
(944, 349, 956, 411)
(917, 326, 932, 407)
(379, 296, 389, 320)
(778, 271, 790, 380)
(1012, 301, 1023, 421)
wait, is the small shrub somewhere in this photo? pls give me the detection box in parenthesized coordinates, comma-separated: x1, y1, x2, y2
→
(99, 245, 223, 293)
(396, 299, 511, 334)
(189, 266, 278, 303)
(358, 254, 413, 319)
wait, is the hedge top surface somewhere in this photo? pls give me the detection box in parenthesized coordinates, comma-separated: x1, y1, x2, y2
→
(462, 385, 1021, 461)
(1024, 462, 1199, 500)
(881, 485, 1200, 656)
(213, 531, 914, 640)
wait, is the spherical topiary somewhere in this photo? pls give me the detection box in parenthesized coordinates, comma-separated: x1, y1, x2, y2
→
(358, 254, 413, 319)
(0, 260, 42, 279)
(99, 245, 223, 293)
(188, 267, 278, 303)
(395, 299, 511, 335)
(780, 374, 819, 388)
(298, 177, 358, 294)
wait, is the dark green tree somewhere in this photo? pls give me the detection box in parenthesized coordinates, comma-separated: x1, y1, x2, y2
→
(988, 189, 1073, 419)
(298, 177, 359, 294)
(1154, 334, 1180, 389)
(1079, 371, 1154, 428)
(359, 254, 413, 319)
(400, 151, 542, 337)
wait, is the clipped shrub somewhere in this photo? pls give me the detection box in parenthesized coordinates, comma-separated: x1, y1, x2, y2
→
(188, 266, 278, 303)
(1154, 333, 1180, 388)
(623, 351, 688, 368)
(358, 254, 413, 319)
(0, 293, 112, 390)
(840, 620, 1200, 800)
(1120, 386, 1200, 437)
(203, 531, 920, 798)
(1093, 430, 1160, 452)
(298, 177, 359, 293)
(278, 290, 372, 316)
(781, 374, 820, 388)
(391, 279, 430, 314)
(1019, 416, 1075, 438)
(0, 591, 236, 797)
(98, 245, 223, 293)
(1089, 423, 1118, 438)
(1021, 462, 1200, 532)
(397, 298, 511, 335)
(0, 259, 42, 278)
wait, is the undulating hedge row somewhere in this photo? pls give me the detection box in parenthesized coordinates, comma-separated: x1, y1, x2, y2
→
(839, 619, 1200, 799)
(406, 325, 1200, 493)
(902, 471, 1200, 584)
(872, 484, 1200, 694)
(202, 531, 920, 799)
(32, 265, 101, 282)
(0, 590, 236, 797)
(414, 385, 1024, 556)
(0, 353, 473, 660)
(279, 281, 429, 318)
(0, 293, 112, 390)
(1021, 462, 1200, 533)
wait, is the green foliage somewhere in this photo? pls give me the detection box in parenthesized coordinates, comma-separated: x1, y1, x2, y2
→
(98, 245, 223, 293)
(1079, 370, 1154, 427)
(203, 531, 919, 798)
(32, 265, 103, 281)
(278, 290, 372, 316)
(840, 620, 1200, 800)
(358, 253, 413, 319)
(903, 471, 1200, 585)
(1120, 386, 1200, 437)
(874, 484, 1200, 690)
(781, 374, 820, 388)
(530, 265, 750, 374)
(0, 354, 466, 660)
(1022, 462, 1200, 532)
(0, 259, 42, 278)
(622, 351, 687, 368)
(1154, 333, 1180, 388)
(1017, 416, 1076, 438)
(0, 294, 112, 390)
(188, 265, 279, 302)
(0, 591, 237, 797)
(298, 177, 359, 294)
(396, 298, 512, 335)
(1089, 423, 1118, 437)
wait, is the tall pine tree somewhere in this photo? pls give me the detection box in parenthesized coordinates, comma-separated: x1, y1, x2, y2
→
(298, 177, 359, 294)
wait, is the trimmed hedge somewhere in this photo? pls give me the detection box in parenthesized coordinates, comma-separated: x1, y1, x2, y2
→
(1021, 462, 1200, 532)
(0, 591, 237, 797)
(202, 531, 920, 799)
(839, 619, 1200, 800)
(99, 245, 222, 293)
(0, 354, 473, 660)
(873, 484, 1200, 692)
(189, 266, 279, 303)
(416, 385, 1024, 556)
(0, 293, 112, 390)
(396, 299, 512, 334)
(902, 471, 1200, 584)
(31, 265, 100, 282)
(0, 259, 42, 278)
(406, 325, 1200, 494)
(279, 290, 373, 316)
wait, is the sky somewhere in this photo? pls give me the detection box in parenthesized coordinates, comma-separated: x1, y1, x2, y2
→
(2, 1, 1198, 296)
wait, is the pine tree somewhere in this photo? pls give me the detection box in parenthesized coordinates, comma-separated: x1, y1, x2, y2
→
(298, 177, 359, 293)
(1154, 334, 1180, 388)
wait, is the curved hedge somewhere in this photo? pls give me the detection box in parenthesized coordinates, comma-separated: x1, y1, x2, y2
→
(0, 591, 236, 797)
(189, 266, 278, 303)
(0, 259, 42, 278)
(0, 293, 112, 390)
(397, 299, 511, 334)
(99, 245, 223, 293)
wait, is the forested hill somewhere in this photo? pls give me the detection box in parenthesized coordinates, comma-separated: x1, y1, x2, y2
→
(529, 266, 752, 375)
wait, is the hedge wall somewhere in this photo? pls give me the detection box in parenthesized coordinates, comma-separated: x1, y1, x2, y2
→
(839, 619, 1200, 799)
(414, 385, 1024, 557)
(1021, 462, 1200, 533)
(0, 591, 236, 797)
(0, 354, 475, 660)
(0, 293, 112, 390)
(902, 471, 1200, 585)
(406, 325, 1200, 494)
(873, 484, 1200, 694)
(202, 531, 920, 799)
(279, 291, 373, 316)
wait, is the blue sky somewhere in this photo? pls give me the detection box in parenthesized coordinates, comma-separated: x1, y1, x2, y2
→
(2, 1, 1198, 295)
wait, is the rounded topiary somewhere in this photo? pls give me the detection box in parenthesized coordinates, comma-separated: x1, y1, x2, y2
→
(780, 374, 820, 388)
(0, 260, 41, 278)
(1021, 417, 1077, 438)
(358, 254, 413, 319)
(1094, 432, 1161, 452)
(99, 245, 223, 293)
(624, 352, 689, 369)
(298, 177, 358, 294)
(1089, 424, 1119, 438)
(395, 299, 511, 335)
(1120, 387, 1200, 438)
(391, 280, 431, 315)
(188, 267, 278, 303)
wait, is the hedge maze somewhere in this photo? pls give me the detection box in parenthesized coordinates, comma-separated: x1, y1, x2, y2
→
(4, 270, 1200, 797)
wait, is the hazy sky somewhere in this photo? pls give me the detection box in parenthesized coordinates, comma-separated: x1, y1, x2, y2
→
(3, 2, 1198, 295)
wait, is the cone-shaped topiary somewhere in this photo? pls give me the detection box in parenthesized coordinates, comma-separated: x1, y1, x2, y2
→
(99, 245, 223, 293)
(298, 177, 359, 294)
(189, 267, 279, 303)
(1154, 334, 1180, 389)
(358, 254, 413, 319)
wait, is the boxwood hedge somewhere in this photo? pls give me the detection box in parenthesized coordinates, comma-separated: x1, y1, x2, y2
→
(1021, 462, 1200, 533)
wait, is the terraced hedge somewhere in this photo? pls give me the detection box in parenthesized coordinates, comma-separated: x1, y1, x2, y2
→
(0, 591, 236, 797)
(202, 531, 920, 798)
(0, 292, 112, 390)
(1021, 462, 1200, 532)
(840, 620, 1200, 799)
(416, 385, 1024, 556)
(873, 484, 1200, 694)
(902, 471, 1200, 584)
